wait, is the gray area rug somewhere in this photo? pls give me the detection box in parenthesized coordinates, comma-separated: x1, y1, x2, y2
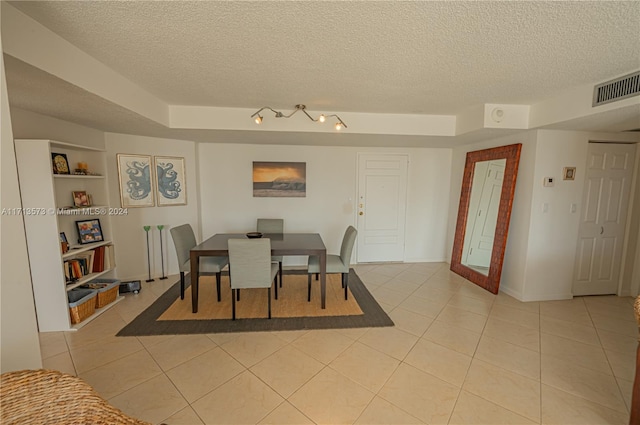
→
(117, 269, 394, 336)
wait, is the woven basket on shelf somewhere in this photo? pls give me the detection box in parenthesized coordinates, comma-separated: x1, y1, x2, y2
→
(95, 285, 118, 308)
(69, 296, 96, 324)
(0, 369, 151, 425)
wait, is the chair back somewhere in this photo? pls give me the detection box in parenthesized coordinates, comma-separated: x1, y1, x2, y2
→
(257, 218, 284, 234)
(170, 224, 197, 272)
(339, 226, 358, 267)
(228, 238, 273, 289)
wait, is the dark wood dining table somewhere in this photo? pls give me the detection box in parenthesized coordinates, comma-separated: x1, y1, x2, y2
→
(189, 233, 327, 313)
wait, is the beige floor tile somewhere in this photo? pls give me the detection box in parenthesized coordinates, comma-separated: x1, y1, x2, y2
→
(397, 295, 447, 318)
(358, 326, 418, 360)
(381, 278, 420, 295)
(270, 329, 308, 343)
(540, 315, 600, 346)
(166, 346, 245, 403)
(334, 326, 370, 340)
(64, 313, 129, 350)
(329, 341, 400, 392)
(490, 304, 539, 330)
(136, 334, 176, 349)
(205, 332, 241, 346)
(258, 401, 314, 425)
(591, 314, 638, 337)
(540, 298, 592, 326)
(161, 406, 205, 425)
(541, 384, 629, 425)
(585, 298, 636, 322)
(373, 263, 412, 277)
(146, 334, 217, 371)
(70, 336, 144, 374)
(483, 317, 540, 352)
(291, 329, 355, 364)
(463, 359, 540, 422)
(456, 282, 497, 302)
(422, 320, 481, 356)
(358, 271, 393, 286)
(378, 363, 459, 424)
(250, 345, 324, 398)
(436, 305, 488, 333)
(404, 339, 472, 387)
(109, 374, 188, 425)
(447, 293, 494, 316)
(288, 367, 375, 425)
(414, 281, 459, 300)
(407, 262, 445, 276)
(41, 351, 76, 376)
(617, 378, 633, 412)
(39, 332, 69, 359)
(598, 329, 638, 354)
(449, 390, 537, 425)
(354, 396, 423, 424)
(219, 331, 288, 368)
(388, 307, 433, 336)
(80, 350, 163, 399)
(605, 349, 635, 380)
(475, 335, 540, 380)
(541, 333, 611, 374)
(396, 270, 429, 285)
(494, 293, 540, 313)
(371, 286, 409, 308)
(191, 371, 283, 424)
(541, 355, 627, 413)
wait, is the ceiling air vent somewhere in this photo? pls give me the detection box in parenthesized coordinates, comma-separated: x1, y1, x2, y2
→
(593, 71, 640, 107)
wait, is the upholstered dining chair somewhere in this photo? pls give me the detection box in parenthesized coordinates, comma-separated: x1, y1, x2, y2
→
(228, 238, 278, 320)
(170, 224, 229, 301)
(307, 225, 358, 301)
(257, 218, 284, 287)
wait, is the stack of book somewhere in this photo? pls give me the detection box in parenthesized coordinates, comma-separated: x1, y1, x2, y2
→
(64, 244, 116, 283)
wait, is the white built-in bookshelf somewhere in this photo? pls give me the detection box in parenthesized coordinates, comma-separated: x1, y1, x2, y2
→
(14, 139, 121, 331)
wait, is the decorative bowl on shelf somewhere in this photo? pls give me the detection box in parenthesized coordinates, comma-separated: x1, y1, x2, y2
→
(246, 232, 263, 239)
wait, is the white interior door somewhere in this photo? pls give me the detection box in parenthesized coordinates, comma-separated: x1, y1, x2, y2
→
(572, 142, 636, 296)
(356, 153, 408, 262)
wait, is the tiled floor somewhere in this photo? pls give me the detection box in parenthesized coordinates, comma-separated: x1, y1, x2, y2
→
(40, 262, 636, 424)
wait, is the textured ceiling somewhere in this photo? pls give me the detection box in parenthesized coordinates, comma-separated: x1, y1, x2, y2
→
(4, 1, 640, 145)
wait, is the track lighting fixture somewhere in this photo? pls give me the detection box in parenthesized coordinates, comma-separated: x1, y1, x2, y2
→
(251, 104, 347, 130)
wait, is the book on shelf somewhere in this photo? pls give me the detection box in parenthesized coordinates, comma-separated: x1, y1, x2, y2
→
(63, 244, 113, 283)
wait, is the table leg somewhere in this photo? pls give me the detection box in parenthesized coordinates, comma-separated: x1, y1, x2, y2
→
(190, 251, 199, 313)
(320, 251, 327, 309)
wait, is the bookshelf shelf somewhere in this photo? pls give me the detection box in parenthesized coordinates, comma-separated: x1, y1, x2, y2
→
(65, 269, 114, 291)
(15, 139, 118, 332)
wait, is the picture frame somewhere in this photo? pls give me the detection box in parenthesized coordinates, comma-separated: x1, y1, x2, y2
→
(563, 166, 576, 181)
(75, 219, 104, 244)
(51, 152, 70, 175)
(72, 191, 90, 207)
(154, 156, 187, 206)
(116, 154, 154, 208)
(59, 232, 68, 244)
(253, 161, 306, 197)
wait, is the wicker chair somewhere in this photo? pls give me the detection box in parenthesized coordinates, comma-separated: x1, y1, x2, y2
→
(0, 369, 151, 425)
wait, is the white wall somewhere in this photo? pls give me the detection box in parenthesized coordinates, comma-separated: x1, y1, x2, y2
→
(1, 42, 42, 371)
(198, 143, 452, 265)
(105, 133, 200, 280)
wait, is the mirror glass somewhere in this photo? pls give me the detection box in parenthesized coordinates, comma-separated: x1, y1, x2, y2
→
(451, 144, 522, 294)
(461, 159, 506, 276)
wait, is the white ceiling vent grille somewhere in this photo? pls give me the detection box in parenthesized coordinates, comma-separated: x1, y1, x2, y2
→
(593, 71, 640, 107)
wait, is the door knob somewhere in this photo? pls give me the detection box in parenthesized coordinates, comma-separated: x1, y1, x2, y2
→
(359, 212, 364, 216)
(600, 226, 604, 235)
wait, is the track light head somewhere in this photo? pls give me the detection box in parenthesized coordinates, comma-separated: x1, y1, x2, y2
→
(254, 114, 263, 124)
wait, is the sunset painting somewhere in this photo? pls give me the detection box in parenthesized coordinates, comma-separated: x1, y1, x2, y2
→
(253, 161, 306, 197)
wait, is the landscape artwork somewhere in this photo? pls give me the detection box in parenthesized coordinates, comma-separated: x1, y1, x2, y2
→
(253, 161, 306, 197)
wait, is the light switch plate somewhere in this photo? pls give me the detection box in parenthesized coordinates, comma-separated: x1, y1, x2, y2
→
(543, 177, 554, 187)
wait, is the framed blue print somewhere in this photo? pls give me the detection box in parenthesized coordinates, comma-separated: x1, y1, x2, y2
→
(116, 154, 154, 207)
(154, 156, 186, 206)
